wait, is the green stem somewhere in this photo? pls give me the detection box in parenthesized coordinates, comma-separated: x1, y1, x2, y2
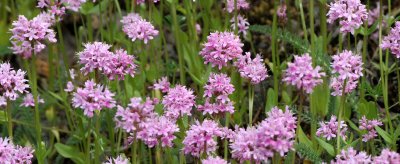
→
(309, 0, 315, 57)
(298, 0, 308, 42)
(361, 0, 369, 98)
(156, 144, 162, 164)
(94, 113, 101, 164)
(336, 80, 347, 154)
(56, 22, 70, 79)
(86, 119, 92, 163)
(6, 100, 12, 138)
(171, 0, 185, 84)
(131, 135, 137, 164)
(272, 0, 279, 105)
(319, 0, 327, 54)
(339, 34, 343, 52)
(248, 85, 254, 126)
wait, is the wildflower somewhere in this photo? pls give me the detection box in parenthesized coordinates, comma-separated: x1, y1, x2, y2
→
(0, 63, 29, 105)
(368, 3, 384, 26)
(108, 49, 137, 80)
(230, 127, 265, 163)
(114, 97, 156, 133)
(373, 149, 400, 164)
(121, 13, 159, 44)
(202, 156, 228, 164)
(196, 23, 202, 34)
(283, 53, 325, 93)
(162, 85, 195, 120)
(137, 116, 179, 148)
(198, 73, 235, 115)
(153, 77, 170, 93)
(226, 0, 249, 13)
(330, 50, 363, 96)
(381, 22, 400, 58)
(64, 0, 87, 12)
(183, 120, 225, 157)
(20, 93, 45, 107)
(200, 32, 243, 69)
(0, 137, 34, 163)
(358, 116, 382, 142)
(69, 69, 76, 79)
(72, 80, 116, 117)
(277, 4, 287, 21)
(77, 42, 113, 75)
(37, 0, 66, 17)
(327, 0, 368, 34)
(65, 81, 75, 92)
(234, 52, 268, 84)
(135, 0, 160, 4)
(331, 147, 371, 164)
(230, 15, 250, 36)
(10, 15, 57, 58)
(316, 115, 347, 140)
(104, 155, 130, 164)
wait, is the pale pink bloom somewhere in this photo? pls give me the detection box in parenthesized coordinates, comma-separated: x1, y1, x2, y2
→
(331, 147, 371, 164)
(230, 15, 250, 36)
(316, 115, 347, 140)
(121, 13, 159, 44)
(234, 52, 268, 84)
(327, 0, 368, 34)
(358, 116, 382, 142)
(226, 0, 249, 13)
(0, 63, 29, 105)
(21, 93, 45, 107)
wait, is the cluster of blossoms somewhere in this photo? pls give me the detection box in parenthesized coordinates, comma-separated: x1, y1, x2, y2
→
(0, 63, 29, 106)
(20, 93, 45, 107)
(358, 116, 382, 142)
(230, 15, 250, 36)
(230, 106, 297, 162)
(121, 13, 159, 44)
(283, 53, 325, 93)
(327, 0, 368, 34)
(381, 22, 400, 58)
(114, 97, 157, 133)
(226, 0, 249, 13)
(38, 0, 87, 14)
(234, 52, 268, 84)
(316, 115, 347, 140)
(78, 42, 137, 80)
(202, 156, 228, 164)
(162, 85, 195, 120)
(277, 3, 287, 21)
(0, 137, 34, 163)
(330, 50, 363, 96)
(153, 77, 170, 93)
(331, 147, 371, 164)
(373, 148, 400, 163)
(65, 69, 76, 92)
(10, 14, 57, 58)
(183, 120, 227, 157)
(198, 73, 235, 115)
(72, 80, 116, 117)
(368, 2, 383, 26)
(137, 116, 179, 148)
(104, 155, 129, 164)
(200, 32, 243, 69)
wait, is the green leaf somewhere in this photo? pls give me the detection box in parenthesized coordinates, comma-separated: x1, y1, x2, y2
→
(55, 143, 85, 164)
(375, 126, 393, 144)
(298, 126, 313, 147)
(0, 110, 6, 122)
(265, 88, 276, 113)
(316, 137, 335, 156)
(295, 143, 323, 163)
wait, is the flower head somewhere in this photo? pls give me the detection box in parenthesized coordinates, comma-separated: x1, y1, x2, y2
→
(72, 80, 116, 117)
(202, 156, 228, 164)
(104, 155, 130, 164)
(77, 42, 113, 75)
(316, 115, 347, 140)
(108, 49, 137, 80)
(277, 4, 287, 21)
(230, 15, 250, 36)
(20, 93, 45, 107)
(64, 0, 87, 12)
(230, 127, 265, 163)
(331, 147, 371, 164)
(327, 0, 368, 33)
(200, 32, 243, 69)
(283, 53, 325, 93)
(162, 85, 195, 120)
(37, 0, 66, 17)
(373, 149, 400, 164)
(381, 22, 400, 58)
(153, 77, 170, 93)
(234, 52, 268, 84)
(226, 0, 249, 13)
(0, 63, 29, 104)
(137, 116, 179, 148)
(0, 137, 34, 163)
(358, 116, 382, 142)
(135, 0, 160, 4)
(121, 13, 159, 44)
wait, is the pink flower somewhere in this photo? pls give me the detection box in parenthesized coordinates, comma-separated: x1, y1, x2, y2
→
(230, 127, 265, 163)
(373, 149, 400, 164)
(64, 0, 87, 12)
(121, 13, 159, 44)
(381, 22, 400, 58)
(20, 93, 45, 107)
(196, 23, 202, 34)
(234, 52, 268, 84)
(0, 137, 34, 163)
(358, 116, 382, 142)
(135, 0, 160, 4)
(104, 155, 129, 164)
(183, 120, 225, 157)
(330, 50, 363, 96)
(108, 49, 137, 80)
(77, 42, 113, 75)
(226, 0, 249, 13)
(72, 80, 116, 117)
(65, 81, 75, 92)
(202, 156, 228, 164)
(283, 53, 325, 93)
(10, 14, 57, 58)
(162, 85, 195, 120)
(37, 0, 66, 17)
(327, 0, 368, 34)
(137, 116, 179, 148)
(331, 147, 371, 164)
(277, 4, 287, 21)
(200, 32, 243, 69)
(153, 77, 170, 93)
(0, 63, 29, 105)
(230, 15, 250, 36)
(316, 115, 347, 140)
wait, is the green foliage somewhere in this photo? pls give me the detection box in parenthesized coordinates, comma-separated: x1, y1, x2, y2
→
(316, 137, 335, 156)
(295, 143, 323, 163)
(55, 143, 85, 164)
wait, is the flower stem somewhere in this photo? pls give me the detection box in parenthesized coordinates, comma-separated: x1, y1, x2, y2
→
(248, 85, 254, 126)
(94, 113, 101, 164)
(131, 135, 137, 164)
(6, 100, 12, 139)
(336, 79, 347, 154)
(156, 144, 162, 164)
(272, 0, 279, 105)
(86, 119, 92, 163)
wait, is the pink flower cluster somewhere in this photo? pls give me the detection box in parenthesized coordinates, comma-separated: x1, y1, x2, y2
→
(198, 73, 235, 115)
(327, 0, 368, 34)
(0, 63, 29, 106)
(230, 15, 250, 36)
(330, 147, 371, 164)
(64, 0, 87, 12)
(358, 116, 382, 142)
(137, 116, 179, 148)
(230, 106, 297, 162)
(234, 52, 268, 84)
(330, 50, 363, 96)
(316, 115, 347, 140)
(37, 0, 66, 17)
(226, 0, 249, 13)
(381, 22, 400, 58)
(121, 13, 159, 44)
(78, 42, 137, 80)
(0, 137, 34, 163)
(162, 85, 195, 120)
(283, 53, 325, 93)
(72, 80, 116, 117)
(104, 155, 129, 164)
(200, 32, 243, 69)
(21, 93, 45, 107)
(183, 120, 226, 157)
(373, 149, 400, 163)
(202, 156, 228, 164)
(114, 97, 157, 133)
(10, 15, 57, 58)
(277, 4, 287, 21)
(136, 0, 160, 4)
(153, 77, 170, 93)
